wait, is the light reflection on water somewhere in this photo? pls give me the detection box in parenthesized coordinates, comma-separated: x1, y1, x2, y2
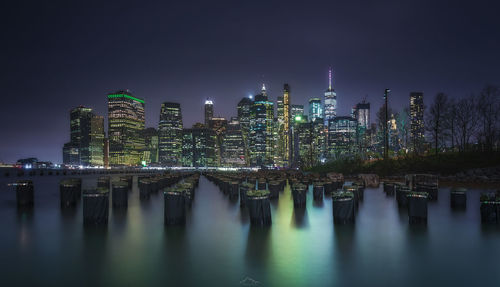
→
(0, 175, 499, 287)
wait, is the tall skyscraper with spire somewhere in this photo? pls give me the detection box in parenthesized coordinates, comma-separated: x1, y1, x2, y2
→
(324, 67, 337, 125)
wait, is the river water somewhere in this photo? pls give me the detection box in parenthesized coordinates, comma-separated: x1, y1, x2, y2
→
(0, 175, 499, 287)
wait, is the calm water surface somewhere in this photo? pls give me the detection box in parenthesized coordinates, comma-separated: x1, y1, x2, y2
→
(0, 175, 499, 287)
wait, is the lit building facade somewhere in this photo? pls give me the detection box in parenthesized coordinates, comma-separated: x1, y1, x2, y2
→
(209, 116, 228, 165)
(249, 89, 273, 166)
(63, 143, 79, 166)
(204, 99, 214, 126)
(282, 84, 291, 167)
(352, 101, 371, 157)
(222, 119, 246, 166)
(107, 91, 145, 166)
(159, 102, 183, 166)
(237, 97, 253, 141)
(308, 97, 323, 122)
(182, 125, 217, 167)
(89, 115, 104, 166)
(63, 106, 104, 166)
(293, 119, 313, 169)
(140, 127, 159, 165)
(291, 104, 304, 122)
(277, 96, 284, 121)
(353, 101, 370, 129)
(311, 118, 326, 165)
(327, 116, 358, 159)
(237, 97, 253, 165)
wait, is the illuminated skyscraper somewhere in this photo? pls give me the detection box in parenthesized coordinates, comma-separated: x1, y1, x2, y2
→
(249, 87, 273, 166)
(327, 116, 358, 159)
(237, 97, 253, 139)
(353, 100, 370, 129)
(352, 100, 371, 156)
(265, 99, 274, 165)
(182, 124, 216, 167)
(205, 99, 214, 126)
(209, 116, 228, 166)
(69, 106, 92, 165)
(63, 106, 99, 166)
(222, 119, 246, 166)
(107, 90, 145, 166)
(237, 97, 253, 165)
(89, 115, 104, 166)
(324, 67, 337, 124)
(311, 118, 326, 165)
(277, 96, 284, 120)
(282, 84, 291, 167)
(159, 102, 183, 166)
(308, 97, 323, 122)
(410, 92, 425, 153)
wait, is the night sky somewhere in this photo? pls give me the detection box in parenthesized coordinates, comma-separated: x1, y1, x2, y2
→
(2, 0, 499, 163)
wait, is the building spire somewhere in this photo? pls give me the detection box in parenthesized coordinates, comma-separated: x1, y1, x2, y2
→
(262, 83, 266, 92)
(328, 67, 332, 91)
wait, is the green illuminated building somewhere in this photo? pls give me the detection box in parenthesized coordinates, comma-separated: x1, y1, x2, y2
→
(107, 90, 145, 166)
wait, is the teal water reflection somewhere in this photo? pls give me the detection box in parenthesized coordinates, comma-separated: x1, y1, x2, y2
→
(0, 175, 499, 286)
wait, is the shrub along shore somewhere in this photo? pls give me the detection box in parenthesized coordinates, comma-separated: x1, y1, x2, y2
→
(309, 151, 500, 188)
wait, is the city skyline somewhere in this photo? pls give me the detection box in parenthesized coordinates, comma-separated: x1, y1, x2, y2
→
(54, 75, 430, 169)
(3, 76, 496, 165)
(2, 0, 500, 163)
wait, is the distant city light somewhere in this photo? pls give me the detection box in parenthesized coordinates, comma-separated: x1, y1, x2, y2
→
(295, 115, 302, 121)
(205, 100, 213, 105)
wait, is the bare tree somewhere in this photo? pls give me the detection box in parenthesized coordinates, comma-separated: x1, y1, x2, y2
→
(454, 95, 477, 152)
(477, 85, 500, 152)
(426, 93, 448, 156)
(443, 98, 457, 150)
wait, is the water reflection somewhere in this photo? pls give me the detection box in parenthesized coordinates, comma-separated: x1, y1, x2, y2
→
(333, 224, 355, 260)
(82, 226, 108, 286)
(1, 176, 500, 286)
(313, 199, 324, 208)
(16, 206, 34, 224)
(245, 226, 271, 267)
(397, 206, 408, 224)
(291, 207, 309, 228)
(111, 208, 127, 233)
(239, 207, 250, 224)
(60, 206, 78, 222)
